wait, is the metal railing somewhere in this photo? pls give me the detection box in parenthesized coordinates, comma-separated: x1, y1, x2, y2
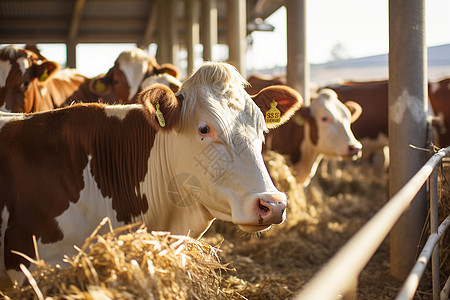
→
(294, 146, 450, 300)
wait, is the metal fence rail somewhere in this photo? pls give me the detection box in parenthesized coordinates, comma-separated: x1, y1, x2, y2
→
(294, 146, 450, 300)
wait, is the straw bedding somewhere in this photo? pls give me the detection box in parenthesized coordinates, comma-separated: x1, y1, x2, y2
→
(2, 151, 449, 299)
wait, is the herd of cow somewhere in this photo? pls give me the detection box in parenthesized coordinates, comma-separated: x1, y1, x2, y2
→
(0, 44, 448, 288)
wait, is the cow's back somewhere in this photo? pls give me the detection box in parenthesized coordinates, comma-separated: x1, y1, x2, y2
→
(327, 81, 389, 140)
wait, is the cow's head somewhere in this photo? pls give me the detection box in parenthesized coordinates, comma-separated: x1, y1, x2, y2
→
(301, 88, 362, 159)
(138, 62, 302, 234)
(91, 48, 180, 104)
(0, 45, 59, 112)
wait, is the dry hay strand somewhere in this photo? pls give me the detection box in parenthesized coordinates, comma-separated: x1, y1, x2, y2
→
(2, 219, 232, 300)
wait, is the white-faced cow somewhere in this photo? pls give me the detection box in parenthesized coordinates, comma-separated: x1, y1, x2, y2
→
(266, 89, 362, 185)
(0, 62, 302, 286)
(0, 45, 180, 113)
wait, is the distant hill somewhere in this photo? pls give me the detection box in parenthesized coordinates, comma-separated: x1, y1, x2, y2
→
(251, 44, 450, 86)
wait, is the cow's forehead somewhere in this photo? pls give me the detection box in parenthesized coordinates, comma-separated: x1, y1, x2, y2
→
(116, 49, 151, 99)
(178, 62, 265, 141)
(313, 90, 351, 121)
(182, 85, 265, 145)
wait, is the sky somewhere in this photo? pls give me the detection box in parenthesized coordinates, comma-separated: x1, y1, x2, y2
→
(247, 0, 450, 70)
(4, 0, 450, 77)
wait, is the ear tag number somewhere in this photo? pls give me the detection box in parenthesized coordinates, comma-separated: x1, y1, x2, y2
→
(39, 68, 49, 82)
(265, 100, 281, 124)
(156, 103, 166, 127)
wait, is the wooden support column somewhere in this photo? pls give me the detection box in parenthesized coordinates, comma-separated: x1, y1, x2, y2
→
(389, 0, 428, 280)
(286, 0, 309, 105)
(168, 0, 179, 65)
(140, 1, 158, 49)
(157, 0, 171, 63)
(186, 0, 200, 75)
(67, 0, 86, 68)
(227, 0, 246, 76)
(66, 41, 76, 68)
(201, 0, 218, 61)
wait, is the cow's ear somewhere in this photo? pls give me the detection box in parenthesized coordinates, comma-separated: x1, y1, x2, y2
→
(155, 63, 180, 79)
(34, 61, 59, 82)
(89, 75, 113, 96)
(251, 85, 303, 129)
(345, 101, 362, 123)
(138, 84, 182, 131)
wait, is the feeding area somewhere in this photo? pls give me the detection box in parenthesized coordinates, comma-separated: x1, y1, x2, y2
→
(2, 150, 449, 299)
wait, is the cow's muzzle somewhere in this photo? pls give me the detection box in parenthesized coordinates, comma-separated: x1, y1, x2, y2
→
(253, 193, 287, 225)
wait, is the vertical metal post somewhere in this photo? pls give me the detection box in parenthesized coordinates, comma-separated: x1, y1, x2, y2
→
(430, 166, 440, 299)
(389, 0, 428, 280)
(168, 0, 179, 65)
(157, 0, 170, 63)
(66, 41, 76, 68)
(227, 0, 246, 76)
(186, 0, 200, 75)
(286, 0, 309, 105)
(201, 0, 217, 62)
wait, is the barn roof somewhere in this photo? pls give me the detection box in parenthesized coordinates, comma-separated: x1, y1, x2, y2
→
(0, 0, 282, 45)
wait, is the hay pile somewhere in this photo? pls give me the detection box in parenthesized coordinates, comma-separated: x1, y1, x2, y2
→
(2, 220, 230, 300)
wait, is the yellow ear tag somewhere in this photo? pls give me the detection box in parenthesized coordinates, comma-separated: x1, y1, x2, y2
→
(155, 103, 166, 127)
(294, 114, 305, 126)
(265, 100, 281, 124)
(94, 80, 106, 93)
(39, 68, 49, 82)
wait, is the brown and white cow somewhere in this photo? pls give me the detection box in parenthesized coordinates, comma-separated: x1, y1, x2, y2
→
(0, 45, 62, 112)
(82, 47, 180, 104)
(326, 79, 448, 167)
(266, 88, 362, 185)
(0, 45, 180, 113)
(0, 62, 301, 286)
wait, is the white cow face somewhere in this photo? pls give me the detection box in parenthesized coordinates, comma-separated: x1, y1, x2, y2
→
(138, 62, 302, 234)
(310, 89, 362, 159)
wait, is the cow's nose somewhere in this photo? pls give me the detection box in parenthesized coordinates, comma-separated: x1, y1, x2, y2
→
(349, 143, 362, 158)
(255, 194, 287, 225)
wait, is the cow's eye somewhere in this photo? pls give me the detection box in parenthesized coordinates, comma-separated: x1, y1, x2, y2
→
(321, 116, 330, 122)
(21, 81, 30, 90)
(198, 123, 210, 136)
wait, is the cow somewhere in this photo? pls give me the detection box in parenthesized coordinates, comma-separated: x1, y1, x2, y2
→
(0, 45, 180, 113)
(80, 47, 180, 104)
(326, 79, 449, 166)
(266, 88, 362, 185)
(0, 62, 302, 286)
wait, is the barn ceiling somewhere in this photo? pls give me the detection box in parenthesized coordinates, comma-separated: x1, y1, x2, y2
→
(0, 0, 283, 46)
